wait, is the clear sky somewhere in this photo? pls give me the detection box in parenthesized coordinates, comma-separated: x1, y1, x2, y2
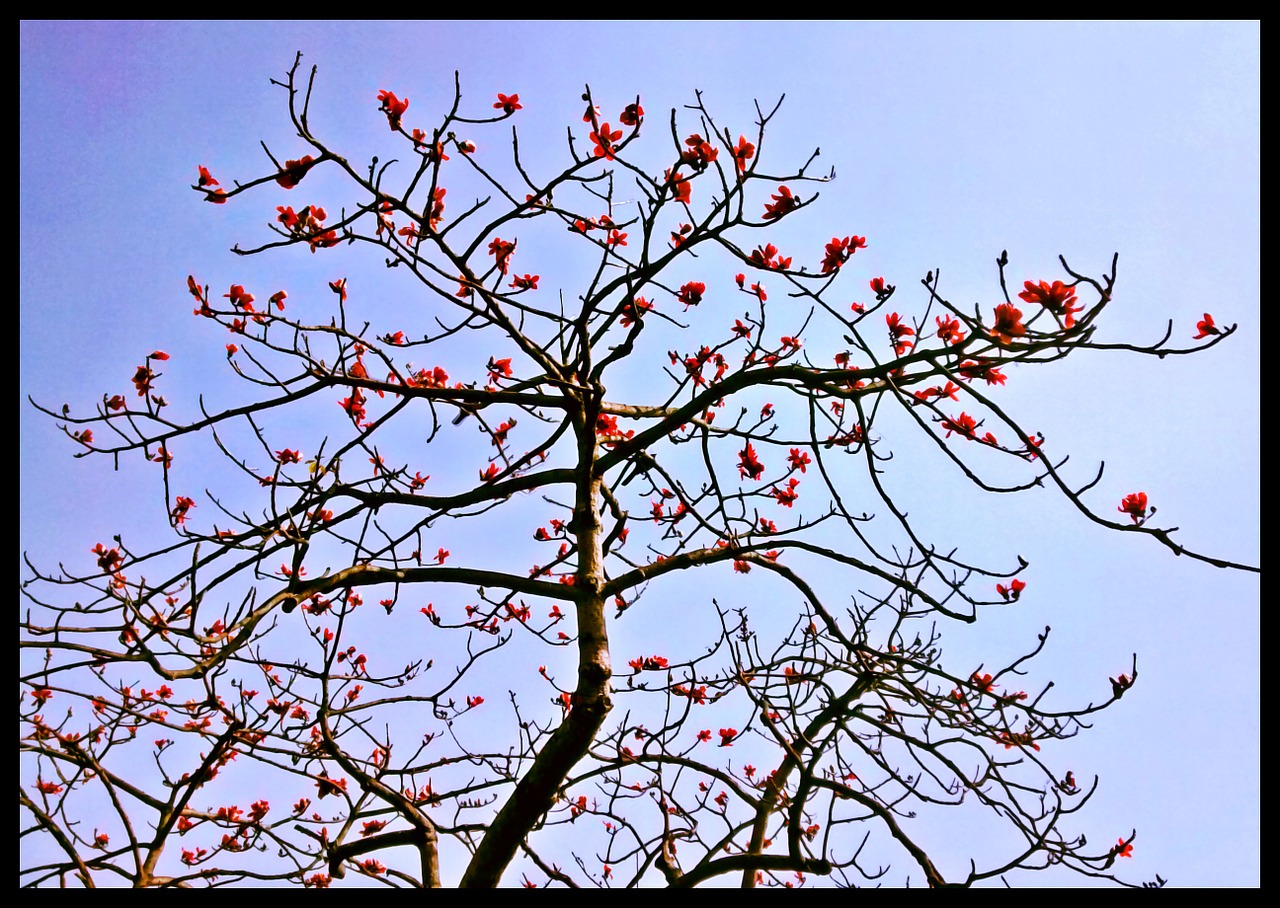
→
(20, 21, 1258, 887)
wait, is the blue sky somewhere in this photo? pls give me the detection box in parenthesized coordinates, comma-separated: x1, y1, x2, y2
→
(21, 21, 1258, 887)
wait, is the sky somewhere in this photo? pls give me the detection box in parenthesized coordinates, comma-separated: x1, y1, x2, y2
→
(20, 21, 1259, 887)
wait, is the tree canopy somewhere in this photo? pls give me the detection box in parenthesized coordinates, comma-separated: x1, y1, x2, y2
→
(21, 45, 1258, 889)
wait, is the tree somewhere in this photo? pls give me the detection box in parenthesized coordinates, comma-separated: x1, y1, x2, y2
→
(20, 53, 1257, 889)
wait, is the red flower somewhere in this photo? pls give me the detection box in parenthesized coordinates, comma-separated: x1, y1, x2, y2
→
(996, 578, 1026, 601)
(339, 390, 367, 423)
(942, 412, 978, 440)
(886, 312, 915, 355)
(315, 771, 347, 798)
(787, 448, 811, 473)
(275, 449, 301, 464)
(820, 235, 865, 273)
(738, 442, 765, 480)
(1113, 838, 1133, 859)
(664, 169, 691, 205)
(466, 695, 484, 708)
(435, 548, 450, 564)
(731, 135, 755, 173)
(488, 357, 513, 381)
(619, 297, 652, 327)
(677, 281, 706, 309)
(762, 185, 799, 220)
(619, 101, 644, 126)
(377, 90, 409, 131)
(590, 122, 623, 160)
(935, 314, 966, 345)
(682, 133, 719, 169)
(197, 165, 219, 188)
(1118, 492, 1149, 524)
(697, 729, 712, 743)
(749, 243, 791, 271)
(957, 359, 1006, 386)
(488, 237, 515, 275)
(869, 276, 889, 299)
(510, 273, 539, 290)
(275, 155, 315, 189)
(1193, 312, 1220, 339)
(480, 462, 500, 482)
(771, 477, 800, 507)
(989, 303, 1026, 344)
(170, 496, 196, 525)
(1018, 279, 1082, 328)
(494, 93, 521, 114)
(718, 728, 737, 746)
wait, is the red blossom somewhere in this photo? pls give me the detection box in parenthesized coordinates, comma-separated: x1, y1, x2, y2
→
(941, 412, 978, 440)
(619, 101, 644, 126)
(494, 93, 522, 114)
(738, 442, 765, 480)
(170, 496, 196, 525)
(488, 238, 515, 275)
(1193, 312, 1220, 339)
(1018, 279, 1082, 328)
(677, 281, 706, 309)
(376, 90, 409, 131)
(771, 477, 800, 507)
(664, 168, 691, 205)
(1118, 492, 1149, 524)
(619, 297, 652, 327)
(731, 135, 755, 173)
(936, 314, 966, 345)
(996, 578, 1026, 601)
(957, 360, 1006, 386)
(787, 448, 811, 473)
(762, 185, 799, 220)
(590, 122, 623, 160)
(821, 235, 865, 273)
(718, 728, 738, 746)
(488, 357, 513, 381)
(275, 155, 315, 189)
(990, 303, 1026, 344)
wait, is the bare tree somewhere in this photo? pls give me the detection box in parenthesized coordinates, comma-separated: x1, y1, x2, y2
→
(21, 54, 1255, 889)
